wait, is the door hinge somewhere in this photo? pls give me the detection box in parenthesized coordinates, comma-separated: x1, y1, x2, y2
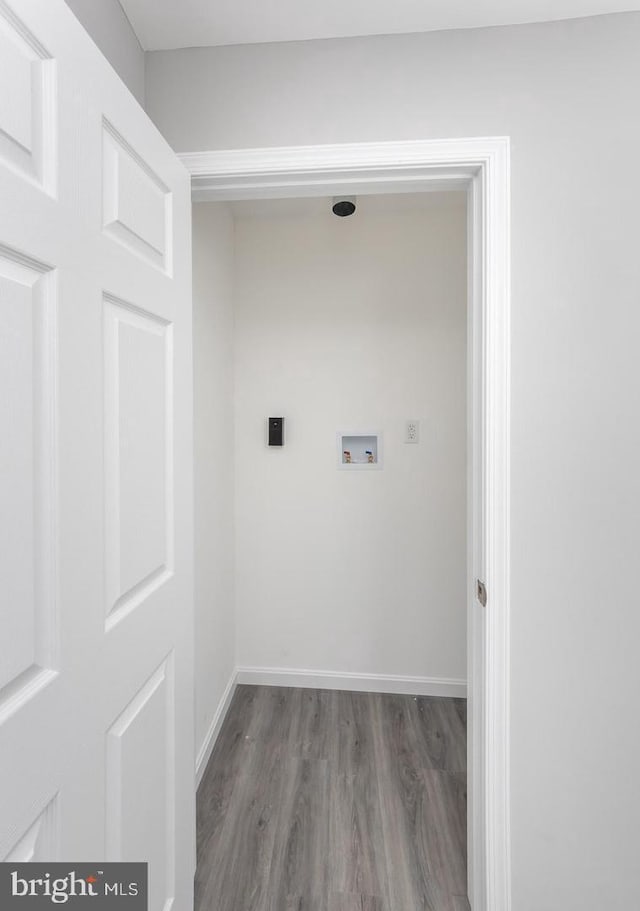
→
(476, 579, 487, 607)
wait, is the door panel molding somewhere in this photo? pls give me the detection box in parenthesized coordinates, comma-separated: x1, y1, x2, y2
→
(103, 291, 174, 631)
(3, 793, 59, 862)
(0, 244, 57, 724)
(106, 653, 176, 911)
(0, 0, 56, 193)
(102, 118, 173, 275)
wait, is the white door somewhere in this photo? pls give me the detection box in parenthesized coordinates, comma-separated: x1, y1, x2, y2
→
(0, 2, 194, 909)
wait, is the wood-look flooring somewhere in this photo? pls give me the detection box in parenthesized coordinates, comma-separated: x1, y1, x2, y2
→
(196, 686, 469, 911)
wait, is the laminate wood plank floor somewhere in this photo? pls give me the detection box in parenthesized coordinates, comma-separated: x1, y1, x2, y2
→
(196, 686, 468, 911)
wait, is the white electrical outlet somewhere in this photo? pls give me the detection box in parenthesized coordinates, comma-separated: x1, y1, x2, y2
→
(405, 420, 420, 443)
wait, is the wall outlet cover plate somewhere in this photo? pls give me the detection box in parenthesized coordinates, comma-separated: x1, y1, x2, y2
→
(405, 420, 420, 443)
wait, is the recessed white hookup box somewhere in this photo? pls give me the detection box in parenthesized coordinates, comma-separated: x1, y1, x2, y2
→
(337, 432, 383, 469)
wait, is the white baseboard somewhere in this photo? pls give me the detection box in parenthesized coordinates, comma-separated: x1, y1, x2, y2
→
(195, 671, 238, 788)
(195, 666, 466, 784)
(235, 666, 467, 698)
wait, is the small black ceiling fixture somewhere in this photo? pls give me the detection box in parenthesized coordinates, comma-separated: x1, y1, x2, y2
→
(332, 196, 356, 217)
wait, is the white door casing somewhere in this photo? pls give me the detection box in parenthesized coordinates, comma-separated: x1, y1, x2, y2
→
(179, 139, 511, 911)
(0, 3, 194, 910)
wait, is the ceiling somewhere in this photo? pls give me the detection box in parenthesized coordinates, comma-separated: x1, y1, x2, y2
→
(119, 0, 639, 51)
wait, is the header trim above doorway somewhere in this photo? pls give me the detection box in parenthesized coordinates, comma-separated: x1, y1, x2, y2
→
(178, 137, 500, 201)
(179, 136, 511, 911)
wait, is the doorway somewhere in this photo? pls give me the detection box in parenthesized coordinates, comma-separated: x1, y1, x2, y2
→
(185, 137, 511, 911)
(195, 188, 467, 910)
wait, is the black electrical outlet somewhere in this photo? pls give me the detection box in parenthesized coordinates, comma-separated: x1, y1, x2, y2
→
(268, 417, 284, 446)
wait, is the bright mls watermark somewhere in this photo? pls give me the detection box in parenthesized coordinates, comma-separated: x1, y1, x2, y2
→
(0, 864, 147, 909)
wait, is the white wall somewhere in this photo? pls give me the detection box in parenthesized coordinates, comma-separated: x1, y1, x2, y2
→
(233, 195, 467, 684)
(148, 14, 640, 910)
(64, 0, 145, 105)
(192, 203, 236, 768)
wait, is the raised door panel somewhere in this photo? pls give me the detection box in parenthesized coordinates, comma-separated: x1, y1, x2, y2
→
(102, 120, 172, 273)
(106, 657, 175, 911)
(0, 247, 56, 718)
(104, 294, 173, 629)
(3, 796, 58, 862)
(0, 1, 55, 191)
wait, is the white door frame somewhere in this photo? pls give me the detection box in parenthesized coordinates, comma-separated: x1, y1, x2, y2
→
(179, 137, 511, 911)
